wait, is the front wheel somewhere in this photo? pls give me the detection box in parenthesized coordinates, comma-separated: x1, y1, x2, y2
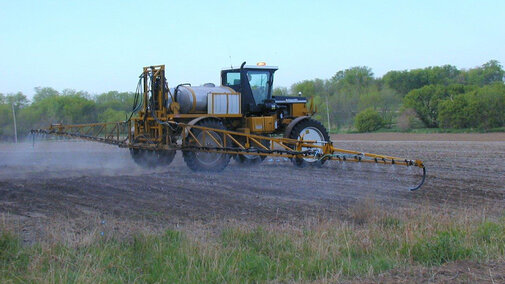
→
(130, 149, 176, 168)
(286, 118, 330, 168)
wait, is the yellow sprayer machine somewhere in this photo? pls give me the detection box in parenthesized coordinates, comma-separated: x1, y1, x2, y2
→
(31, 63, 426, 190)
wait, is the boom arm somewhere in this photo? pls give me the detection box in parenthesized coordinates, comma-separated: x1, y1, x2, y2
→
(32, 120, 426, 191)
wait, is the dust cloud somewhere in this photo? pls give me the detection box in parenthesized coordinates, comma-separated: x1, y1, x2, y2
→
(0, 136, 149, 179)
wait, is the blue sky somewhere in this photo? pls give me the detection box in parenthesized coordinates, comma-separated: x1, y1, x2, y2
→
(1, 0, 504, 98)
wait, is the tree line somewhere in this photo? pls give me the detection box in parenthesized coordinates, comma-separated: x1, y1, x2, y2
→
(0, 88, 134, 140)
(282, 60, 504, 132)
(1, 60, 504, 140)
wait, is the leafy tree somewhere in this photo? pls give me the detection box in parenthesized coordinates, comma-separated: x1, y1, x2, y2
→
(98, 108, 127, 123)
(445, 84, 478, 100)
(291, 79, 327, 97)
(438, 95, 471, 128)
(465, 60, 505, 86)
(272, 87, 289, 96)
(61, 88, 91, 98)
(33, 87, 59, 103)
(5, 92, 28, 110)
(328, 66, 375, 96)
(436, 84, 478, 128)
(0, 92, 26, 139)
(19, 94, 97, 131)
(330, 66, 374, 87)
(465, 84, 505, 129)
(291, 79, 336, 129)
(326, 66, 376, 127)
(0, 104, 13, 138)
(95, 91, 135, 112)
(383, 65, 461, 96)
(358, 87, 401, 128)
(403, 85, 458, 128)
(354, 108, 383, 132)
(428, 65, 462, 85)
(436, 83, 505, 129)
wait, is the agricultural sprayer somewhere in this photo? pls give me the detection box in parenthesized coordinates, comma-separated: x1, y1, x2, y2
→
(32, 63, 426, 190)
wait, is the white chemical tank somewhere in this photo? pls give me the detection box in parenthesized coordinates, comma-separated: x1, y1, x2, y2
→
(167, 84, 237, 114)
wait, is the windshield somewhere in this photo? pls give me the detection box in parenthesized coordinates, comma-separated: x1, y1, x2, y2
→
(247, 70, 270, 104)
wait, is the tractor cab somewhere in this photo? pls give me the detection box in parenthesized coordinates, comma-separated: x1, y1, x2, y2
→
(221, 62, 278, 114)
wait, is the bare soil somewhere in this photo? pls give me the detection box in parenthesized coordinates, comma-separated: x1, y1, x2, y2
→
(332, 132, 505, 141)
(1, 134, 504, 282)
(1, 134, 503, 243)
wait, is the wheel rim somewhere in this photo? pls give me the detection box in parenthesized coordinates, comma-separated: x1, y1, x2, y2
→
(195, 130, 224, 166)
(242, 154, 259, 160)
(298, 126, 325, 162)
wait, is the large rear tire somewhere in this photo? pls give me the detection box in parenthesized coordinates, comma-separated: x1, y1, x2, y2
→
(182, 119, 231, 172)
(286, 118, 330, 168)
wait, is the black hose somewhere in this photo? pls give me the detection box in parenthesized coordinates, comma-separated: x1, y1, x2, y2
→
(174, 83, 191, 103)
(126, 75, 144, 122)
(409, 166, 426, 191)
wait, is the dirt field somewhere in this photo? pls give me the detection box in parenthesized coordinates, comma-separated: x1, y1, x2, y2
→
(333, 132, 505, 141)
(0, 133, 503, 244)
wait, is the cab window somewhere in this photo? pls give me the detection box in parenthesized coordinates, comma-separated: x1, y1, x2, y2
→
(247, 70, 270, 104)
(225, 72, 240, 86)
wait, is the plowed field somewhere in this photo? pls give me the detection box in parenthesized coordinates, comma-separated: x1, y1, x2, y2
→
(1, 133, 504, 242)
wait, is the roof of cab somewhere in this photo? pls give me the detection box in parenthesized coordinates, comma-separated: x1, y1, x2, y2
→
(222, 65, 278, 71)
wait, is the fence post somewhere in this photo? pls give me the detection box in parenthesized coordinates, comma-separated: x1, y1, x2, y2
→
(325, 95, 331, 132)
(11, 104, 17, 143)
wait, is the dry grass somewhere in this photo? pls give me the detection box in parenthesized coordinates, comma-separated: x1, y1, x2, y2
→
(1, 201, 504, 283)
